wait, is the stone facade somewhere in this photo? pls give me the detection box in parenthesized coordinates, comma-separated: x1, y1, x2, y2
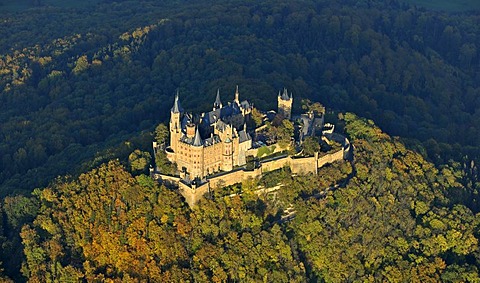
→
(161, 86, 297, 183)
(166, 87, 253, 181)
(277, 88, 293, 120)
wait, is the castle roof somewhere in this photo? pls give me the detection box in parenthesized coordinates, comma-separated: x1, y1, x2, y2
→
(204, 135, 221, 146)
(171, 92, 184, 113)
(238, 129, 251, 143)
(193, 127, 203, 146)
(215, 120, 229, 132)
(234, 85, 239, 103)
(204, 102, 242, 126)
(214, 89, 222, 108)
(240, 100, 251, 109)
(279, 88, 291, 101)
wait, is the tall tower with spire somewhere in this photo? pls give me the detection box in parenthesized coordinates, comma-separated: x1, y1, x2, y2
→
(213, 89, 222, 110)
(190, 127, 204, 179)
(170, 91, 183, 161)
(234, 85, 240, 104)
(277, 88, 293, 120)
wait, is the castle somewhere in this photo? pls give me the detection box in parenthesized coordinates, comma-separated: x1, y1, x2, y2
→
(152, 86, 351, 206)
(164, 86, 293, 182)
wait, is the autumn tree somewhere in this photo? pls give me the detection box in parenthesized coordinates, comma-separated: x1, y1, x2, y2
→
(128, 149, 151, 174)
(155, 123, 169, 145)
(250, 108, 264, 128)
(302, 136, 320, 156)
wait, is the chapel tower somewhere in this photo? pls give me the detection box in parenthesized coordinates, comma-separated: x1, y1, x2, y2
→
(213, 89, 222, 110)
(277, 88, 293, 120)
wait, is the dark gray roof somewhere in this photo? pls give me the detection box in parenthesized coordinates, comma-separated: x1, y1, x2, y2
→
(193, 128, 203, 146)
(214, 89, 222, 108)
(240, 100, 250, 109)
(280, 88, 290, 101)
(221, 102, 241, 117)
(181, 114, 191, 132)
(215, 120, 228, 132)
(204, 135, 221, 146)
(203, 108, 221, 125)
(203, 102, 242, 126)
(239, 130, 251, 143)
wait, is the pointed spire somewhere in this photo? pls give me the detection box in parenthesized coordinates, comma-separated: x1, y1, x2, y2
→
(193, 127, 202, 147)
(278, 90, 281, 97)
(214, 88, 222, 109)
(171, 90, 183, 113)
(234, 85, 239, 103)
(281, 88, 290, 100)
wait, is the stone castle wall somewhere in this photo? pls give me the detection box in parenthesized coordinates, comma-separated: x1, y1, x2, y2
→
(317, 149, 344, 168)
(178, 181, 210, 207)
(208, 169, 250, 189)
(157, 147, 345, 207)
(261, 157, 289, 172)
(290, 156, 317, 175)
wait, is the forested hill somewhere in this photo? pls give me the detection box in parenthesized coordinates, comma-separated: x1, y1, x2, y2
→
(0, 114, 479, 281)
(0, 1, 479, 197)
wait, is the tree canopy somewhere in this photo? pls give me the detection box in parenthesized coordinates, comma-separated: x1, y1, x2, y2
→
(0, 0, 479, 280)
(0, 114, 475, 281)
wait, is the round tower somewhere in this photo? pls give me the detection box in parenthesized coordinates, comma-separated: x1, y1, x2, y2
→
(222, 137, 233, 172)
(190, 127, 204, 179)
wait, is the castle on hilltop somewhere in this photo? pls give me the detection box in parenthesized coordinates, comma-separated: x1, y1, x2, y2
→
(152, 85, 351, 206)
(164, 86, 293, 182)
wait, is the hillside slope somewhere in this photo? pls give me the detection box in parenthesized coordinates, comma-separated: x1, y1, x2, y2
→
(0, 113, 476, 281)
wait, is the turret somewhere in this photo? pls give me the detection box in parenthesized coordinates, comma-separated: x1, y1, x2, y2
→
(169, 92, 184, 160)
(171, 91, 183, 113)
(222, 136, 233, 172)
(191, 127, 204, 179)
(234, 85, 239, 104)
(213, 89, 222, 110)
(193, 127, 203, 147)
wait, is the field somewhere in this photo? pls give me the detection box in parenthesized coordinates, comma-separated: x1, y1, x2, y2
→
(0, 0, 99, 12)
(403, 0, 480, 12)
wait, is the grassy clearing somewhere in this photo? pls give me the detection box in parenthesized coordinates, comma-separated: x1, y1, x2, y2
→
(403, 0, 480, 12)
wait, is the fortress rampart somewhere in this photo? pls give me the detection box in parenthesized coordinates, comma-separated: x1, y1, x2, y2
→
(155, 146, 347, 207)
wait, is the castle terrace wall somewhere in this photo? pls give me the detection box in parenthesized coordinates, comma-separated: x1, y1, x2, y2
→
(290, 156, 317, 175)
(261, 157, 289, 172)
(317, 149, 344, 168)
(155, 147, 346, 207)
(207, 167, 263, 189)
(152, 173, 180, 187)
(208, 169, 246, 189)
(179, 181, 210, 207)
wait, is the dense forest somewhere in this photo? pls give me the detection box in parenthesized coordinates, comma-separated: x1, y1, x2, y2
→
(0, 114, 478, 281)
(0, 0, 478, 196)
(0, 0, 480, 281)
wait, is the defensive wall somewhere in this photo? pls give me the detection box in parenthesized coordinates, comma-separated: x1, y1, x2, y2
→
(154, 146, 347, 207)
(178, 180, 210, 207)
